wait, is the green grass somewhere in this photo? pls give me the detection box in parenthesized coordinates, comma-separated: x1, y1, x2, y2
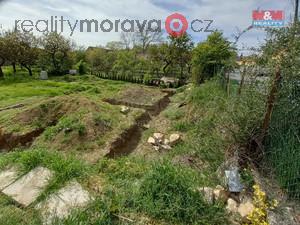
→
(0, 76, 265, 224)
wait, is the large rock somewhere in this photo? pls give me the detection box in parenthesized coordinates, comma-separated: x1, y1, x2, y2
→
(0, 167, 19, 190)
(37, 181, 92, 224)
(198, 187, 214, 204)
(226, 198, 238, 213)
(2, 167, 53, 207)
(238, 200, 254, 218)
(169, 134, 181, 146)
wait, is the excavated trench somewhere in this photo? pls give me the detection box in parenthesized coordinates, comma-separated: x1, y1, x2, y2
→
(0, 128, 44, 152)
(105, 90, 175, 158)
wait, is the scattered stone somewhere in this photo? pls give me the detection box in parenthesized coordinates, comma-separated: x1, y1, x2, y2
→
(153, 133, 164, 142)
(147, 137, 156, 145)
(0, 167, 19, 190)
(37, 181, 92, 224)
(163, 139, 170, 145)
(143, 124, 150, 129)
(226, 198, 238, 213)
(198, 187, 214, 204)
(2, 167, 53, 207)
(169, 133, 181, 146)
(120, 106, 130, 114)
(161, 144, 172, 150)
(238, 200, 254, 218)
(213, 185, 229, 203)
(153, 146, 160, 151)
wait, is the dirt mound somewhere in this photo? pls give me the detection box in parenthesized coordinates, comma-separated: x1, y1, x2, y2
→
(15, 96, 99, 127)
(0, 96, 106, 152)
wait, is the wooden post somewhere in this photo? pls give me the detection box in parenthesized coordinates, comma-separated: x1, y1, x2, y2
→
(261, 67, 281, 141)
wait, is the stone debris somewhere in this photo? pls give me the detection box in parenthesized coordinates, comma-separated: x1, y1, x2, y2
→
(120, 106, 130, 114)
(213, 185, 229, 203)
(148, 133, 181, 151)
(198, 187, 214, 204)
(2, 167, 53, 207)
(153, 133, 164, 142)
(0, 167, 19, 190)
(147, 137, 156, 145)
(238, 200, 255, 218)
(37, 181, 92, 225)
(226, 198, 238, 213)
(169, 133, 181, 146)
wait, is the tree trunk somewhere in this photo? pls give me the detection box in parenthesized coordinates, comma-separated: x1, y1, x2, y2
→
(0, 66, 3, 78)
(12, 62, 17, 74)
(22, 64, 33, 76)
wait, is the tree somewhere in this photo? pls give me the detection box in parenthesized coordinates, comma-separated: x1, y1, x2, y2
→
(134, 27, 163, 53)
(120, 32, 135, 50)
(86, 48, 116, 73)
(192, 31, 236, 84)
(18, 32, 39, 76)
(0, 35, 7, 78)
(40, 32, 72, 74)
(3, 30, 20, 75)
(168, 33, 194, 79)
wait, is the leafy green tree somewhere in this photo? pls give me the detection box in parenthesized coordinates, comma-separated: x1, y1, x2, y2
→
(168, 33, 194, 79)
(86, 48, 116, 73)
(192, 31, 236, 84)
(40, 32, 72, 75)
(0, 35, 7, 78)
(18, 32, 40, 76)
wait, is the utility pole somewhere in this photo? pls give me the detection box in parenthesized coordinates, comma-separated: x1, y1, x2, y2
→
(295, 0, 299, 23)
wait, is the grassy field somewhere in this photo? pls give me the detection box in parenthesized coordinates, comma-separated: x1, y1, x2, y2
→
(0, 70, 265, 224)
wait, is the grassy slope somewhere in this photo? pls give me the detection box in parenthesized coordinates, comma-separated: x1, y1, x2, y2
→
(0, 74, 264, 224)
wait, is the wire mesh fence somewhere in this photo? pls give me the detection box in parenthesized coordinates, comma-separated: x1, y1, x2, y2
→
(264, 78, 300, 200)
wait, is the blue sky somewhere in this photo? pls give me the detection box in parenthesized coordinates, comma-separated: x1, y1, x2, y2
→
(0, 0, 294, 53)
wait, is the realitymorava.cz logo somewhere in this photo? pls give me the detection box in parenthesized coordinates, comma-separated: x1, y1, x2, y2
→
(14, 13, 214, 37)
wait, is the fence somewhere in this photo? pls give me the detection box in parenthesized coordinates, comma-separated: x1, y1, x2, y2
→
(264, 78, 300, 199)
(92, 70, 187, 88)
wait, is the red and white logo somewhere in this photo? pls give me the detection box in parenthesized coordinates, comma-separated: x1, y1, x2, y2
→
(165, 13, 188, 37)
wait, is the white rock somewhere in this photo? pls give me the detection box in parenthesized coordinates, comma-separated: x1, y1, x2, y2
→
(120, 106, 130, 114)
(226, 198, 238, 213)
(169, 134, 181, 146)
(238, 200, 254, 218)
(164, 139, 170, 145)
(0, 167, 19, 190)
(143, 124, 150, 129)
(153, 146, 160, 151)
(153, 133, 164, 142)
(2, 167, 53, 207)
(147, 137, 156, 145)
(161, 144, 172, 150)
(213, 185, 229, 203)
(198, 187, 214, 204)
(37, 181, 92, 224)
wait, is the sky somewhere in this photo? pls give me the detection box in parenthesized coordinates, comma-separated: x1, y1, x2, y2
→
(0, 0, 295, 53)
